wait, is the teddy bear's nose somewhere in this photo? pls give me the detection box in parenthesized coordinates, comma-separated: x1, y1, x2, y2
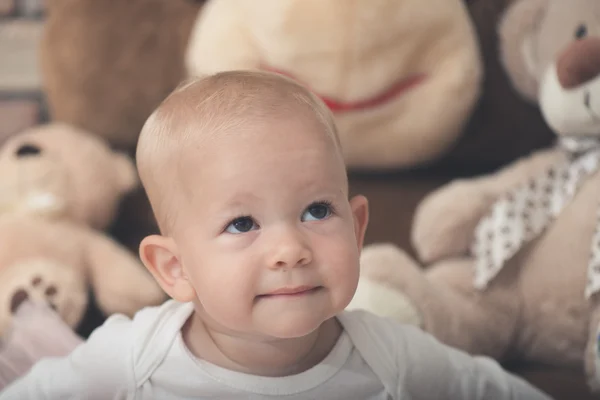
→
(9, 289, 29, 314)
(15, 144, 41, 157)
(557, 37, 600, 89)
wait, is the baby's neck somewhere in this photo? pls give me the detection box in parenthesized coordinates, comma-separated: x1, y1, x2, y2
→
(183, 313, 342, 377)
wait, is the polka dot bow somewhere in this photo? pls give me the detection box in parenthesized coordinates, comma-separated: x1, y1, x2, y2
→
(471, 137, 600, 298)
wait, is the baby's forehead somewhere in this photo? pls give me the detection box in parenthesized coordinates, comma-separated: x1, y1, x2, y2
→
(175, 113, 342, 170)
(178, 103, 335, 149)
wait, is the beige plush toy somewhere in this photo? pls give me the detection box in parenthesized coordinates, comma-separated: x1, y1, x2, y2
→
(348, 0, 600, 392)
(184, 0, 483, 169)
(0, 123, 166, 386)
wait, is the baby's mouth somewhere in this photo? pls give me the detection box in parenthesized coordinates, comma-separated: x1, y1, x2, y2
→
(256, 286, 323, 300)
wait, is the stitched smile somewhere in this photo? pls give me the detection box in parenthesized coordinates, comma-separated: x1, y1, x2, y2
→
(261, 64, 427, 113)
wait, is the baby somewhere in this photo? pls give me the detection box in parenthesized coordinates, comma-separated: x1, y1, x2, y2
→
(0, 71, 552, 399)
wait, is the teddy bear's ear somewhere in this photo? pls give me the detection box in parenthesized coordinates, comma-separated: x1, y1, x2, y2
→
(498, 0, 549, 102)
(112, 152, 139, 195)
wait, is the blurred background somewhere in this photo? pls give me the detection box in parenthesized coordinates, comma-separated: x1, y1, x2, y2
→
(0, 0, 598, 398)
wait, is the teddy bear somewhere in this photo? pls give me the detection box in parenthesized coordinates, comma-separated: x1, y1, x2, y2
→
(347, 0, 600, 393)
(0, 122, 167, 387)
(184, 0, 483, 170)
(0, 122, 166, 342)
(36, 0, 208, 247)
(35, 0, 557, 175)
(39, 0, 206, 153)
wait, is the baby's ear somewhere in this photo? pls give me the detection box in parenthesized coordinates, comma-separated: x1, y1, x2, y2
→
(498, 0, 549, 102)
(139, 235, 196, 302)
(350, 195, 369, 251)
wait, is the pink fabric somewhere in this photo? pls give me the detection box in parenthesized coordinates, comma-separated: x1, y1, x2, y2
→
(0, 301, 83, 389)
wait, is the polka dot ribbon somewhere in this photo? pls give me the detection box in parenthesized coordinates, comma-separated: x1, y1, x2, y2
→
(471, 138, 600, 298)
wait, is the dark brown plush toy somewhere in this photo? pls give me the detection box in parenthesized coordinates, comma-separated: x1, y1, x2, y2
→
(39, 0, 207, 247)
(435, 0, 555, 173)
(39, 0, 205, 154)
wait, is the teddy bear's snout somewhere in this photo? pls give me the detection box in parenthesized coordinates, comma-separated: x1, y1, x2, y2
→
(556, 37, 600, 89)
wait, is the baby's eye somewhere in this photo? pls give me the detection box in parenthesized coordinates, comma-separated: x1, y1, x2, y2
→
(225, 217, 257, 234)
(302, 202, 332, 221)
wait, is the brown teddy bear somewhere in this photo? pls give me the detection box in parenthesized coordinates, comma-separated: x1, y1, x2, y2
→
(348, 0, 600, 394)
(184, 0, 483, 170)
(0, 123, 166, 338)
(39, 0, 205, 153)
(38, 0, 207, 249)
(37, 0, 556, 175)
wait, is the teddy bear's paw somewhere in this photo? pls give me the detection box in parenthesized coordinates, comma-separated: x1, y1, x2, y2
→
(359, 243, 427, 289)
(347, 243, 424, 326)
(9, 276, 58, 315)
(412, 180, 490, 263)
(346, 276, 422, 327)
(359, 243, 420, 274)
(0, 259, 88, 333)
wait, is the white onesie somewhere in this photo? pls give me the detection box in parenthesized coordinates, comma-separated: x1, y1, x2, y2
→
(0, 300, 552, 400)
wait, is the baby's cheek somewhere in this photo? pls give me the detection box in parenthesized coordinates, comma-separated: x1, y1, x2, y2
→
(199, 286, 252, 327)
(200, 269, 255, 309)
(337, 266, 360, 305)
(321, 250, 360, 304)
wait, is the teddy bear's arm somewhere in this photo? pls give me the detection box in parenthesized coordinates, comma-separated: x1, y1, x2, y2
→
(413, 146, 565, 263)
(185, 0, 261, 77)
(84, 230, 166, 318)
(473, 146, 565, 197)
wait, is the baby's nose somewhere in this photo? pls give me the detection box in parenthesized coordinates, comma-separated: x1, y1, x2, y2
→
(273, 253, 311, 269)
(269, 232, 312, 269)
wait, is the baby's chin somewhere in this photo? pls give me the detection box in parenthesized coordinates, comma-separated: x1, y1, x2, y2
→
(251, 288, 349, 339)
(253, 307, 337, 340)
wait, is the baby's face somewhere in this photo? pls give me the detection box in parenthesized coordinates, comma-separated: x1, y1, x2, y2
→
(172, 113, 367, 339)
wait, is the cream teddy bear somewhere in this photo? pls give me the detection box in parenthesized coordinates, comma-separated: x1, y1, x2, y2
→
(0, 123, 166, 331)
(0, 123, 167, 388)
(347, 0, 600, 392)
(184, 0, 482, 169)
(0, 123, 166, 334)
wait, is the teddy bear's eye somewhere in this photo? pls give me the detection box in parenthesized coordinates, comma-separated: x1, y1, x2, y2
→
(575, 24, 588, 39)
(15, 144, 41, 157)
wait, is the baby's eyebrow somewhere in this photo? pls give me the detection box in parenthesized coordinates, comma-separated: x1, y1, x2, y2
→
(220, 192, 263, 209)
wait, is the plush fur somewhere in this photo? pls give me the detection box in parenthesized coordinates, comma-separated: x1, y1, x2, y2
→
(434, 0, 555, 172)
(185, 0, 483, 170)
(348, 0, 600, 393)
(0, 123, 167, 386)
(39, 0, 205, 153)
(0, 123, 166, 336)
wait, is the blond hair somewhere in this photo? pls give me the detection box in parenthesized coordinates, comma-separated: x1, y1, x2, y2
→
(136, 70, 341, 234)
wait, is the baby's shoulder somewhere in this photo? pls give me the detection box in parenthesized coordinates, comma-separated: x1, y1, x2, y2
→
(338, 309, 438, 361)
(129, 299, 194, 330)
(86, 300, 193, 360)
